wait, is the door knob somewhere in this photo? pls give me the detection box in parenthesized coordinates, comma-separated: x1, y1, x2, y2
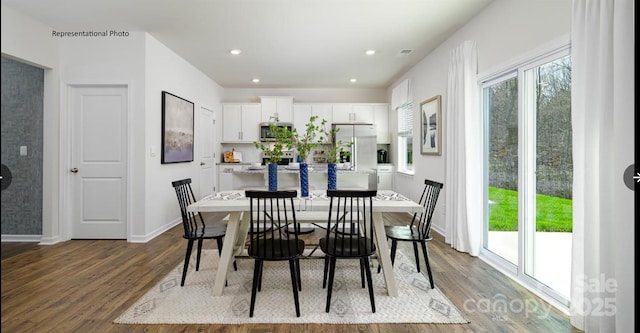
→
(200, 162, 205, 166)
(70, 168, 78, 173)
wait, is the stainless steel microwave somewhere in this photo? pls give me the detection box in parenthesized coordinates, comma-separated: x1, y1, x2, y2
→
(259, 122, 293, 141)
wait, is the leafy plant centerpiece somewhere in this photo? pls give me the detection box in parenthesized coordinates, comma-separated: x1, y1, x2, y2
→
(321, 126, 353, 164)
(320, 125, 353, 190)
(254, 117, 293, 191)
(253, 117, 294, 164)
(290, 115, 326, 163)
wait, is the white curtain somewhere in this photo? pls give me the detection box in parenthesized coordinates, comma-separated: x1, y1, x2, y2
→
(570, 0, 634, 331)
(444, 40, 482, 256)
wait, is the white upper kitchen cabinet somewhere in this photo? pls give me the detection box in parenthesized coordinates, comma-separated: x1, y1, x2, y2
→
(293, 104, 333, 143)
(331, 103, 354, 123)
(351, 104, 376, 123)
(333, 103, 376, 123)
(260, 96, 293, 122)
(311, 104, 333, 125)
(292, 104, 312, 133)
(222, 103, 261, 143)
(333, 103, 388, 143)
(312, 104, 333, 142)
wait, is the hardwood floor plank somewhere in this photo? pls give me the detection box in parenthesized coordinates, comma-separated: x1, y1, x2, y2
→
(1, 212, 581, 332)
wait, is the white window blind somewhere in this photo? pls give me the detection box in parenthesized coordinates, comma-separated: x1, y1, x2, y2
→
(397, 103, 413, 134)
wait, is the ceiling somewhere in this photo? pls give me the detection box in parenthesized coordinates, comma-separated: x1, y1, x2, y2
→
(2, 0, 493, 89)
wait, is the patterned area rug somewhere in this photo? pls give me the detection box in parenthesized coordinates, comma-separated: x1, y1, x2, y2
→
(114, 249, 468, 324)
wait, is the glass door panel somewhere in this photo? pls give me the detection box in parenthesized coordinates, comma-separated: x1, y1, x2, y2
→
(523, 55, 573, 298)
(485, 76, 519, 265)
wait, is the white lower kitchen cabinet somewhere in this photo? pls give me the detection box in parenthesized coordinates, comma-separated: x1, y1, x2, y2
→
(377, 164, 394, 190)
(217, 164, 265, 191)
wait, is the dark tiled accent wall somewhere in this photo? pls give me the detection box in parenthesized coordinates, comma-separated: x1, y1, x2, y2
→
(1, 56, 44, 235)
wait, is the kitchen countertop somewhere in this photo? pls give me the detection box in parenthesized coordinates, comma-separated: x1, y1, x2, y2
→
(234, 166, 376, 175)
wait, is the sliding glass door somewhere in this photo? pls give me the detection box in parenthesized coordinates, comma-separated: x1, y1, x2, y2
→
(483, 48, 572, 304)
(485, 74, 519, 266)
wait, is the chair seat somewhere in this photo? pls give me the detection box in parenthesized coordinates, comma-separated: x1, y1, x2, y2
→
(183, 223, 227, 239)
(245, 190, 303, 317)
(172, 177, 235, 287)
(384, 225, 431, 242)
(248, 239, 305, 260)
(319, 237, 376, 257)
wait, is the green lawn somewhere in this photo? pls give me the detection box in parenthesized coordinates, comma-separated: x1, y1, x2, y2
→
(489, 187, 572, 232)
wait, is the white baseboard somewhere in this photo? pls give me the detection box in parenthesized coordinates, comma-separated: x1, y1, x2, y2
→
(39, 235, 62, 245)
(430, 224, 445, 237)
(2, 220, 181, 244)
(129, 218, 181, 243)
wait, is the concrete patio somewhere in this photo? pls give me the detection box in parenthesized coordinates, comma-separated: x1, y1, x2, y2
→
(487, 231, 572, 298)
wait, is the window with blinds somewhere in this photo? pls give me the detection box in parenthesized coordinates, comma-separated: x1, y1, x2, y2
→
(397, 102, 414, 173)
(397, 102, 413, 134)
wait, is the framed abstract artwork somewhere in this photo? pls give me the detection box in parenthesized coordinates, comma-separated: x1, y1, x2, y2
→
(161, 91, 194, 164)
(420, 95, 441, 155)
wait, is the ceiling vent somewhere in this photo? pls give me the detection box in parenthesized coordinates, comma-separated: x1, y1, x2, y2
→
(397, 49, 413, 57)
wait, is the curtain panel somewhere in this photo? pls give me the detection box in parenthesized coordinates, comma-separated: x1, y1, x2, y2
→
(444, 40, 482, 256)
(570, 0, 635, 331)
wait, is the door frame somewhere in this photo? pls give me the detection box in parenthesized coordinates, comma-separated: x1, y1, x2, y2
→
(199, 105, 217, 197)
(59, 81, 133, 242)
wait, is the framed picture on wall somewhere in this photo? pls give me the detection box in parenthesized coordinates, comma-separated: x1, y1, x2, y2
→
(161, 91, 194, 164)
(420, 95, 442, 155)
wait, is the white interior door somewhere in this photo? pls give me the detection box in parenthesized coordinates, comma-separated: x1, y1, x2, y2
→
(199, 106, 215, 197)
(70, 85, 127, 239)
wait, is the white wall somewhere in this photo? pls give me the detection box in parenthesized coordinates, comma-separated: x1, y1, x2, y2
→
(0, 6, 58, 69)
(144, 34, 224, 240)
(389, 0, 572, 234)
(58, 31, 147, 240)
(2, 6, 225, 243)
(1, 5, 61, 244)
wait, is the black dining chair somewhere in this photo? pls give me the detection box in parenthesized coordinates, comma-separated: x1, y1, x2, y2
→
(171, 178, 235, 287)
(245, 190, 305, 317)
(320, 189, 378, 313)
(378, 179, 443, 289)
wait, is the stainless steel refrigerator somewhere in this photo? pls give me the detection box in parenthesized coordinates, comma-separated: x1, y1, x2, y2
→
(332, 123, 378, 189)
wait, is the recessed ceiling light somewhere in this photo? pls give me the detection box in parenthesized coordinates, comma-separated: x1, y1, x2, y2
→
(365, 50, 376, 55)
(252, 78, 260, 83)
(230, 49, 242, 55)
(350, 78, 357, 83)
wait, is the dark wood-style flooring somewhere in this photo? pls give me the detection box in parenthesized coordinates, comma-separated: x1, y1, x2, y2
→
(1, 212, 581, 332)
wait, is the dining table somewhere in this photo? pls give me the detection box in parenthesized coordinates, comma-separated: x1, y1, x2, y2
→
(187, 189, 423, 297)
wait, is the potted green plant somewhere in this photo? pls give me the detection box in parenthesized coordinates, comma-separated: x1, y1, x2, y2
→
(289, 115, 325, 196)
(320, 126, 353, 190)
(290, 115, 326, 163)
(254, 117, 293, 190)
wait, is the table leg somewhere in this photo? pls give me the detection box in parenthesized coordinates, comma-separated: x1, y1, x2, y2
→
(212, 211, 242, 296)
(373, 212, 398, 296)
(235, 211, 250, 255)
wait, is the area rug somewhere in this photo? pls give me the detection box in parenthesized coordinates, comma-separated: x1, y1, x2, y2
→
(114, 249, 468, 325)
